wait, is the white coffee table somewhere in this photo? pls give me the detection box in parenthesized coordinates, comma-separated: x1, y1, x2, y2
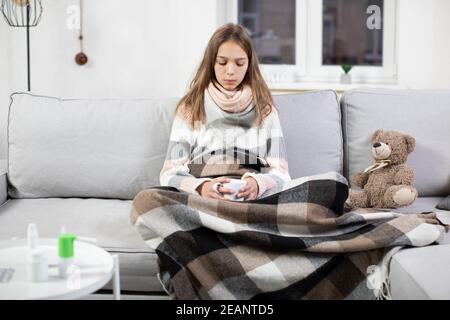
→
(0, 238, 120, 300)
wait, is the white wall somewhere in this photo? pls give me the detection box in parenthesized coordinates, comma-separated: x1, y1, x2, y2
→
(431, 0, 450, 89)
(0, 0, 221, 158)
(7, 0, 219, 98)
(397, 0, 450, 89)
(0, 19, 11, 162)
(397, 0, 435, 88)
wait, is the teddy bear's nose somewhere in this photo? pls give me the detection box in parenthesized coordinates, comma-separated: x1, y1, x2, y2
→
(373, 142, 381, 148)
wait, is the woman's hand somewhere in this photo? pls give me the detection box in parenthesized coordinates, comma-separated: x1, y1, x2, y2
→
(237, 177, 259, 201)
(196, 177, 235, 200)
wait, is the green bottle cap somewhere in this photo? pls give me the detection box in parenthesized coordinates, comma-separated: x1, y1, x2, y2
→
(58, 233, 77, 258)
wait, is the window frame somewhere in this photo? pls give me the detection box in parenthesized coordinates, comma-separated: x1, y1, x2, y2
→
(223, 0, 398, 84)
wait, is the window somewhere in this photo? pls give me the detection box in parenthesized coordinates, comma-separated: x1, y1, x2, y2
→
(238, 0, 296, 65)
(322, 0, 383, 66)
(225, 0, 397, 84)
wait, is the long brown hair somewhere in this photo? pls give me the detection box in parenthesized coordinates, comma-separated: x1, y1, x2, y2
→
(176, 23, 274, 129)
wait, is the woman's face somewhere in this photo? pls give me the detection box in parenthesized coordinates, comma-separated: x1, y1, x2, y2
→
(214, 40, 249, 91)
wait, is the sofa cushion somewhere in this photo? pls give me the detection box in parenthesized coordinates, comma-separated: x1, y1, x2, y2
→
(390, 244, 450, 299)
(436, 196, 450, 211)
(392, 197, 447, 214)
(341, 88, 450, 197)
(385, 197, 450, 299)
(274, 90, 343, 178)
(7, 92, 178, 199)
(0, 198, 163, 293)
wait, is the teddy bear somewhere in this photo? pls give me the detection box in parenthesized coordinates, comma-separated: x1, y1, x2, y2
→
(346, 129, 418, 209)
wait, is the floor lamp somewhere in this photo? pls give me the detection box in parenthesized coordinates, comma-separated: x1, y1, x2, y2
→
(1, 0, 42, 92)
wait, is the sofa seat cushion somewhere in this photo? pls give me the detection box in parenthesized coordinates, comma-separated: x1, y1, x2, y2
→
(436, 196, 450, 211)
(392, 197, 450, 242)
(0, 198, 163, 293)
(393, 197, 447, 215)
(390, 244, 450, 299)
(388, 197, 450, 299)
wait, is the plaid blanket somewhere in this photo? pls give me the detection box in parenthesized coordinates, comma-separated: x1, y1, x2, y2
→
(130, 171, 446, 300)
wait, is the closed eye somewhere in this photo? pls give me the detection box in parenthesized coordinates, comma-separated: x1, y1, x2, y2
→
(217, 62, 245, 67)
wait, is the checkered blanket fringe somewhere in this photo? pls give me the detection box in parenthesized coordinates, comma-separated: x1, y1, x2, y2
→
(130, 171, 446, 300)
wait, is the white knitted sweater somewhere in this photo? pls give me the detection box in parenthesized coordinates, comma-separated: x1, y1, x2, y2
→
(160, 90, 291, 198)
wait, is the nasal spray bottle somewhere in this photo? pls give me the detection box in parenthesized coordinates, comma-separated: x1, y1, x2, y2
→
(27, 223, 48, 282)
(58, 229, 77, 278)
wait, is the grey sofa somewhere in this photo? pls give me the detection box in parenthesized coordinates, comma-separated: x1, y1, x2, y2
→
(0, 89, 449, 299)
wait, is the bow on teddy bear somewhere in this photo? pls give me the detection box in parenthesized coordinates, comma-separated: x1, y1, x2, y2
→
(346, 129, 418, 209)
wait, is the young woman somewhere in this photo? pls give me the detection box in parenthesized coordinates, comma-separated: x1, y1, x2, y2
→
(132, 24, 358, 300)
(160, 23, 291, 201)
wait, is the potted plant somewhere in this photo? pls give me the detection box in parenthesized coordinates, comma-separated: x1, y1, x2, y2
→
(340, 64, 353, 84)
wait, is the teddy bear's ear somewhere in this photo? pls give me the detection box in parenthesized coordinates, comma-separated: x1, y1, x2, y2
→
(405, 134, 416, 153)
(371, 129, 383, 143)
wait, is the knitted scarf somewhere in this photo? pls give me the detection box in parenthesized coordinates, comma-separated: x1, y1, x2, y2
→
(207, 82, 253, 113)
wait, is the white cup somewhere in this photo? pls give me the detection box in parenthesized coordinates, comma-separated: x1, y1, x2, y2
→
(222, 179, 247, 201)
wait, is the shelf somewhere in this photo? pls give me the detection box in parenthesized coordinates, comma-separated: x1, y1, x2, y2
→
(269, 82, 405, 93)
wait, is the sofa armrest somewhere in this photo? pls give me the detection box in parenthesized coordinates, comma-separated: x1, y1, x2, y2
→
(0, 172, 7, 206)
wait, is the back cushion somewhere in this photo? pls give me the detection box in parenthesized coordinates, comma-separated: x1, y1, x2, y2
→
(7, 91, 343, 199)
(341, 88, 450, 197)
(274, 91, 343, 179)
(8, 93, 177, 199)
